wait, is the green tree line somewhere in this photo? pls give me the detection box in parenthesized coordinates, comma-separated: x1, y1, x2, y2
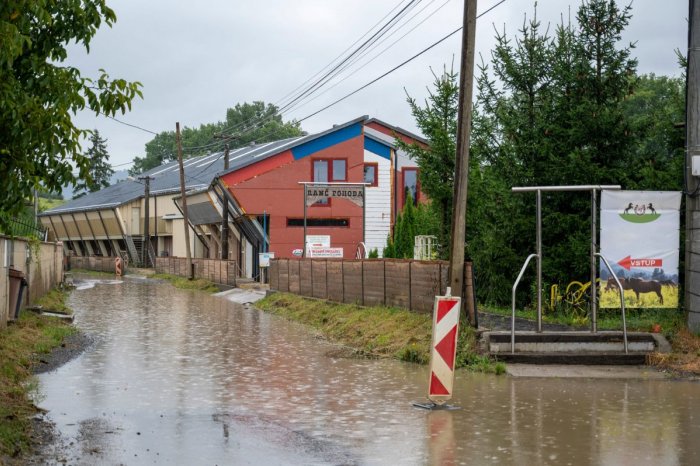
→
(394, 0, 685, 305)
(129, 102, 304, 175)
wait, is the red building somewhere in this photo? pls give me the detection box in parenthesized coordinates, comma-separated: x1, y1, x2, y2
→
(217, 116, 426, 260)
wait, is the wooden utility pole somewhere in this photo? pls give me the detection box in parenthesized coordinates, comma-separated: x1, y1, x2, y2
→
(686, 0, 700, 332)
(449, 0, 478, 326)
(138, 175, 154, 267)
(176, 122, 193, 279)
(221, 143, 230, 260)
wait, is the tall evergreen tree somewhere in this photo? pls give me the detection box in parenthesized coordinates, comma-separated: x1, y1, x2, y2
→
(73, 130, 114, 198)
(396, 65, 459, 255)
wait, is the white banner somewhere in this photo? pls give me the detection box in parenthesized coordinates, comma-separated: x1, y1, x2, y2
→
(305, 184, 364, 207)
(600, 190, 681, 308)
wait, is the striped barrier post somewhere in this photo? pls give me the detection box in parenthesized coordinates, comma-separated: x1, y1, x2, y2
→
(413, 288, 461, 410)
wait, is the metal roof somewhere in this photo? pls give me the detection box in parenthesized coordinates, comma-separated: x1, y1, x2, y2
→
(365, 117, 428, 145)
(41, 115, 376, 216)
(40, 135, 304, 215)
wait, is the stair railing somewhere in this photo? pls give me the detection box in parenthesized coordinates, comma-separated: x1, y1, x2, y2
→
(512, 253, 539, 353)
(355, 242, 367, 259)
(595, 253, 628, 354)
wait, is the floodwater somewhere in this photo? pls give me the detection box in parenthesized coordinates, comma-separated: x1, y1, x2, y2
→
(36, 276, 700, 465)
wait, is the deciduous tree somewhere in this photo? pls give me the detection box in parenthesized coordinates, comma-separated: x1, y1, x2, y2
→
(0, 1, 142, 223)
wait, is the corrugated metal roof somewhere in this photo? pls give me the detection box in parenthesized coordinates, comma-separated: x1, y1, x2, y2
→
(41, 115, 372, 216)
(40, 136, 304, 215)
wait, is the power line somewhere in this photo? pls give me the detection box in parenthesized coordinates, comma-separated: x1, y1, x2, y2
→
(297, 0, 506, 123)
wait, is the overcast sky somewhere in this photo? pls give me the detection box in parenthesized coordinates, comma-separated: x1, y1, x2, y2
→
(65, 0, 688, 170)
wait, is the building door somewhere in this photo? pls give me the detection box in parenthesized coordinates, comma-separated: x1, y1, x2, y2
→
(131, 207, 141, 235)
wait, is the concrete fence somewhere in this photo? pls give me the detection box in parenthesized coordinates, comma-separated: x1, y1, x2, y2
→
(70, 255, 120, 273)
(155, 257, 238, 287)
(0, 236, 65, 328)
(269, 258, 468, 314)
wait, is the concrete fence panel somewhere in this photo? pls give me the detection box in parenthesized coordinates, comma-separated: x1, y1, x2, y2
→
(362, 260, 385, 307)
(385, 260, 411, 310)
(341, 261, 363, 305)
(326, 260, 344, 302)
(269, 258, 455, 314)
(311, 260, 328, 299)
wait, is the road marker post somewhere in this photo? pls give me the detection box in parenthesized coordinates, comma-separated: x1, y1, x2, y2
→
(413, 287, 461, 410)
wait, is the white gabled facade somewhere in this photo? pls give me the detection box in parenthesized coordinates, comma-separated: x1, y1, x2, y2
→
(363, 148, 392, 256)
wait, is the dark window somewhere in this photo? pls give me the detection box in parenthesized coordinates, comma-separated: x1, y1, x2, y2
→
(287, 218, 349, 227)
(403, 168, 418, 207)
(364, 163, 378, 187)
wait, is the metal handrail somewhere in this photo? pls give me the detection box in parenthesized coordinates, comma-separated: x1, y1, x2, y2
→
(595, 253, 628, 353)
(511, 253, 539, 353)
(355, 242, 367, 259)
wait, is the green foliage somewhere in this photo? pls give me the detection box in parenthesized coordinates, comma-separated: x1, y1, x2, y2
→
(73, 129, 113, 198)
(397, 65, 459, 253)
(367, 248, 379, 259)
(129, 101, 304, 175)
(0, 1, 142, 226)
(383, 194, 441, 259)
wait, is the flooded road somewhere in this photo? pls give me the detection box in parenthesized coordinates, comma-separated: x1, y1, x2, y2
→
(37, 277, 700, 465)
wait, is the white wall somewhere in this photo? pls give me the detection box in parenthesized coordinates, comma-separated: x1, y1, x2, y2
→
(363, 150, 392, 257)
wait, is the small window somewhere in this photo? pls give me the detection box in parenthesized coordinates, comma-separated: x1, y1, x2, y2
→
(332, 159, 347, 181)
(313, 160, 329, 183)
(364, 163, 378, 187)
(403, 168, 419, 207)
(287, 218, 349, 227)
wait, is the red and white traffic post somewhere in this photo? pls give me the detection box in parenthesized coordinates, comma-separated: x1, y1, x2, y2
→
(415, 288, 461, 409)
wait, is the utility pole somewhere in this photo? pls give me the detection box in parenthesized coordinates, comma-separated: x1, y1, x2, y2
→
(449, 0, 478, 326)
(138, 175, 155, 267)
(220, 142, 231, 259)
(686, 0, 700, 332)
(176, 122, 193, 279)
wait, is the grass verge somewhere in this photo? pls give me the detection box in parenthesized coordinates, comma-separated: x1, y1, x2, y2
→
(150, 273, 220, 293)
(0, 313, 77, 459)
(256, 292, 505, 374)
(31, 288, 72, 316)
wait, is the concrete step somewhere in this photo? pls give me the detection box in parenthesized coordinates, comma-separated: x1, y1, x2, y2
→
(486, 331, 658, 354)
(492, 352, 648, 365)
(482, 331, 669, 365)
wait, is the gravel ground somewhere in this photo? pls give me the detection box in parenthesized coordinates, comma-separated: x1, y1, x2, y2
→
(32, 331, 94, 375)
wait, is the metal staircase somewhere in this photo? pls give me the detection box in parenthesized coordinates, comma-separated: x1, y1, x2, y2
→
(125, 235, 155, 267)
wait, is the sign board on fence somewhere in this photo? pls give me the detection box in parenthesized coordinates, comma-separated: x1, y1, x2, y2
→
(427, 295, 461, 404)
(306, 247, 343, 258)
(305, 235, 331, 248)
(600, 190, 681, 308)
(259, 252, 275, 268)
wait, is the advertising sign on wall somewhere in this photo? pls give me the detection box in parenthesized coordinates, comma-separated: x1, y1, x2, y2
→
(599, 190, 681, 308)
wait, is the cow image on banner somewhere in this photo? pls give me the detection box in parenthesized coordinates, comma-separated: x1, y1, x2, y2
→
(600, 190, 681, 308)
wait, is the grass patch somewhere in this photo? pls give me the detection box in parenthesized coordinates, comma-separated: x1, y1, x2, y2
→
(0, 313, 76, 459)
(31, 288, 72, 315)
(256, 292, 504, 374)
(150, 273, 219, 293)
(649, 329, 700, 375)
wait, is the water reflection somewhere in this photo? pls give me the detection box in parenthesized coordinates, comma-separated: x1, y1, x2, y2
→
(36, 277, 700, 465)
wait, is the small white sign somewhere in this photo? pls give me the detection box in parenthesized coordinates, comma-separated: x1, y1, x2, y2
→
(292, 248, 303, 257)
(307, 247, 344, 258)
(259, 252, 275, 267)
(305, 235, 331, 248)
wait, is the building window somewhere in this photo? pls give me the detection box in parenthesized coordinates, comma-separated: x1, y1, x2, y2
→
(403, 168, 419, 207)
(363, 163, 378, 187)
(312, 158, 347, 205)
(287, 218, 350, 227)
(332, 159, 347, 181)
